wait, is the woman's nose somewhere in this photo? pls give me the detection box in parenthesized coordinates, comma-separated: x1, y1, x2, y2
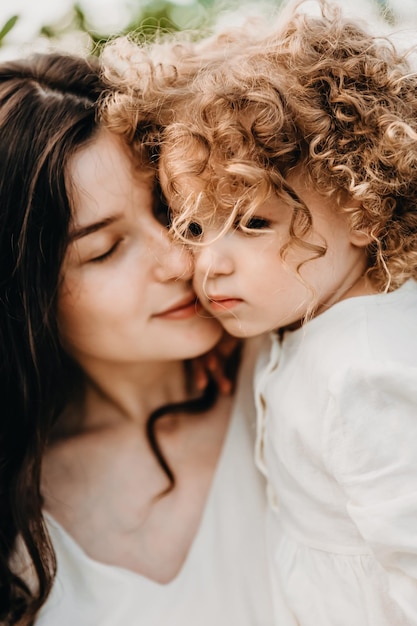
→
(152, 228, 194, 282)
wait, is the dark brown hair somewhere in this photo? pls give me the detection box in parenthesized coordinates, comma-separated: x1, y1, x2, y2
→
(0, 52, 104, 625)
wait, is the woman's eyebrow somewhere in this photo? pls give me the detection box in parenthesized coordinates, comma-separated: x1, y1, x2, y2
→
(68, 215, 120, 242)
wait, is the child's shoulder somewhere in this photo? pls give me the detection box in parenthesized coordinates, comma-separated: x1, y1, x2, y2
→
(320, 284, 417, 480)
(362, 279, 417, 365)
(283, 279, 417, 376)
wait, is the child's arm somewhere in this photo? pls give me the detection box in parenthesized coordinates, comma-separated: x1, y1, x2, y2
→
(323, 363, 417, 624)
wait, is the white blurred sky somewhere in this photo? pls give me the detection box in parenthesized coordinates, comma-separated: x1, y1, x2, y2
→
(0, 0, 416, 60)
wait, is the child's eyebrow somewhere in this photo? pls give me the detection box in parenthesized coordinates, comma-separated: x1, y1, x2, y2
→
(68, 215, 121, 242)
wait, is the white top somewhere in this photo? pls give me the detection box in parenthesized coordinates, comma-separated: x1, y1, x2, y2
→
(254, 279, 417, 626)
(37, 339, 275, 626)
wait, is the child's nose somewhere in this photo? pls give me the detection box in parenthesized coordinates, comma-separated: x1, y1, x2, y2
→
(193, 234, 234, 279)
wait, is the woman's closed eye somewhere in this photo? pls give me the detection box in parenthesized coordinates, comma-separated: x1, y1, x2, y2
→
(89, 240, 122, 263)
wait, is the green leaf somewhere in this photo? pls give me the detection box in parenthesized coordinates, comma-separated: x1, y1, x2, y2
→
(39, 25, 56, 38)
(0, 15, 19, 44)
(73, 3, 87, 31)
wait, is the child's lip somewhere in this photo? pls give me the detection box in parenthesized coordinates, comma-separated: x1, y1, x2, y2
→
(207, 295, 243, 310)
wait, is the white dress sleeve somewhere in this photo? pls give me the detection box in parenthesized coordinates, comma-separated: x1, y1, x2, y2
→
(323, 362, 417, 624)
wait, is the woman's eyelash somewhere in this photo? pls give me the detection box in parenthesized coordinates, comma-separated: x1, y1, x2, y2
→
(90, 240, 121, 263)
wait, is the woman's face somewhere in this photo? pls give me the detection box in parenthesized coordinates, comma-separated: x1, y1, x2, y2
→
(57, 129, 222, 371)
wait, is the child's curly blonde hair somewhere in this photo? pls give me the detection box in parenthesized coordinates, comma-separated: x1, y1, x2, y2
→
(101, 0, 417, 293)
(100, 20, 261, 164)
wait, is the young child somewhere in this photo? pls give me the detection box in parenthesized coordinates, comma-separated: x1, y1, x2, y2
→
(155, 1, 417, 624)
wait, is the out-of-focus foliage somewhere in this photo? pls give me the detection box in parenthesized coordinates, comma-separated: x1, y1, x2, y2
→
(0, 0, 223, 54)
(0, 0, 405, 54)
(0, 15, 19, 47)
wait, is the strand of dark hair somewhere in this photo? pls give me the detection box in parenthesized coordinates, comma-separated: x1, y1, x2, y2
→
(146, 374, 219, 496)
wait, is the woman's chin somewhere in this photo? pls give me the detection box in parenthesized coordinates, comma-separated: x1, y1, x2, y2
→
(182, 320, 224, 359)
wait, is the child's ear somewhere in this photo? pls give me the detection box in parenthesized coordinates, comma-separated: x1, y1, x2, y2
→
(349, 228, 373, 247)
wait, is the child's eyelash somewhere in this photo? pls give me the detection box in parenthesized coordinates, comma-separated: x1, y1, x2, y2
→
(246, 217, 271, 229)
(235, 216, 272, 231)
(90, 240, 121, 263)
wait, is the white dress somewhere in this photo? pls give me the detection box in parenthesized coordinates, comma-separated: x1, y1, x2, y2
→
(37, 339, 275, 626)
(254, 279, 417, 626)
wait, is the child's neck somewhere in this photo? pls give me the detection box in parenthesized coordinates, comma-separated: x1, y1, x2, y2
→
(277, 275, 379, 338)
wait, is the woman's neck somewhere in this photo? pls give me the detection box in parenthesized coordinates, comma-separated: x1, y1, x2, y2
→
(59, 359, 190, 435)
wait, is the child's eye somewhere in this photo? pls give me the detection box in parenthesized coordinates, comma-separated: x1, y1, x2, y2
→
(245, 217, 271, 230)
(235, 216, 272, 232)
(187, 221, 203, 238)
(89, 241, 121, 263)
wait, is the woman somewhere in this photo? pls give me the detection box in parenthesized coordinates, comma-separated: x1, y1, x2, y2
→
(0, 51, 273, 625)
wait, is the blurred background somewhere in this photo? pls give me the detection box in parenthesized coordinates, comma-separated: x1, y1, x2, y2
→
(0, 0, 416, 61)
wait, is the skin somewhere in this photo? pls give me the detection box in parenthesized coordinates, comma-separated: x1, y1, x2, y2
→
(190, 172, 375, 338)
(42, 129, 232, 583)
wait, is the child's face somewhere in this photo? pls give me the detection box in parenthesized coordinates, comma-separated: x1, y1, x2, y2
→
(192, 173, 372, 337)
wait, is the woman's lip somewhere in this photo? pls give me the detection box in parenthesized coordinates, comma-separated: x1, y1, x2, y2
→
(207, 297, 243, 311)
(154, 296, 201, 319)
